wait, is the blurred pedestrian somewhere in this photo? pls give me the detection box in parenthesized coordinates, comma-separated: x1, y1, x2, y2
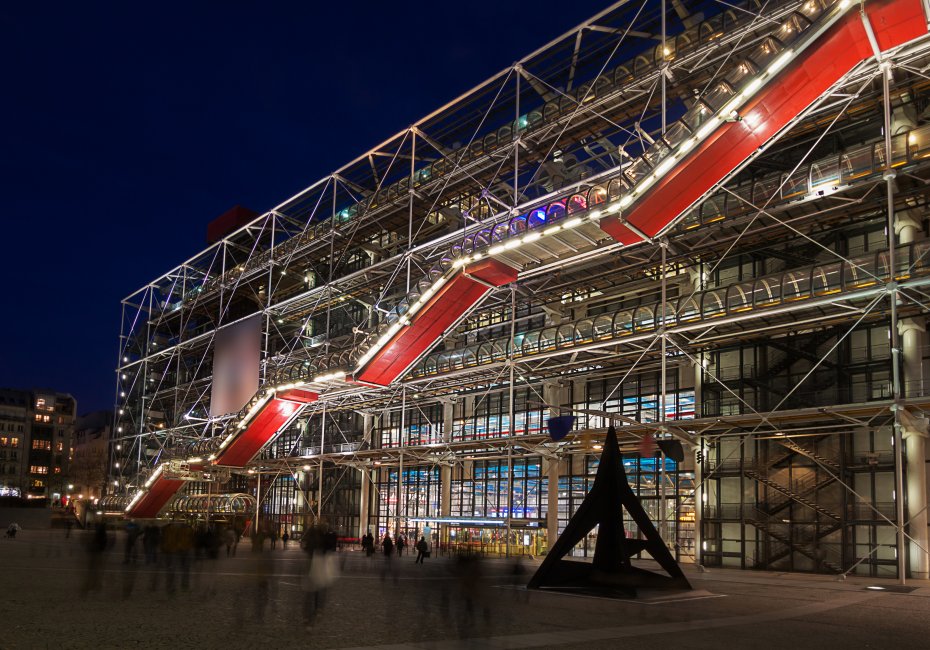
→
(415, 536, 428, 564)
(282, 531, 290, 549)
(124, 519, 141, 564)
(396, 533, 406, 557)
(223, 526, 237, 557)
(143, 524, 160, 565)
(382, 534, 393, 557)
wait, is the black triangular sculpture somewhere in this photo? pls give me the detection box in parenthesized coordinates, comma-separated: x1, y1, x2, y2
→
(527, 425, 691, 597)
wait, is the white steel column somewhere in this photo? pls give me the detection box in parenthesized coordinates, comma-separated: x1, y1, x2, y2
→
(441, 401, 453, 519)
(544, 380, 563, 552)
(358, 413, 374, 539)
(900, 317, 929, 579)
(882, 60, 906, 584)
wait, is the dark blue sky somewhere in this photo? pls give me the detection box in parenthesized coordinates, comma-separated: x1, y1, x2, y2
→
(0, 0, 608, 414)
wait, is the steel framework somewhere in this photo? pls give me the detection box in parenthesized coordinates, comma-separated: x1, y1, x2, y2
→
(110, 0, 930, 580)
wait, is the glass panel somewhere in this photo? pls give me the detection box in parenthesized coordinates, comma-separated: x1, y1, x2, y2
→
(681, 101, 713, 131)
(725, 59, 756, 87)
(554, 325, 573, 347)
(799, 0, 826, 21)
(492, 223, 509, 242)
(463, 347, 478, 367)
(663, 121, 691, 150)
(633, 306, 655, 332)
(845, 253, 880, 289)
(576, 319, 594, 342)
(703, 82, 735, 112)
(677, 296, 701, 322)
(841, 145, 874, 182)
(523, 331, 540, 354)
(753, 277, 781, 306)
(474, 229, 492, 248)
(783, 270, 811, 301)
(547, 200, 567, 222)
(588, 185, 608, 206)
(625, 158, 651, 185)
(527, 208, 547, 229)
(912, 241, 930, 274)
(746, 37, 783, 70)
(702, 290, 726, 318)
(726, 283, 753, 312)
(727, 184, 754, 216)
(567, 194, 587, 214)
(608, 178, 628, 201)
(812, 262, 842, 295)
(676, 28, 699, 56)
(781, 168, 808, 201)
(643, 140, 671, 168)
(594, 76, 613, 98)
(810, 156, 840, 194)
(682, 206, 701, 230)
(702, 196, 725, 223)
(614, 65, 633, 85)
(509, 214, 528, 236)
(614, 311, 634, 336)
(753, 176, 781, 206)
(593, 315, 613, 339)
(539, 328, 558, 352)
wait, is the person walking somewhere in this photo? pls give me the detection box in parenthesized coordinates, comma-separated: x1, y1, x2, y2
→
(396, 533, 405, 557)
(415, 536, 428, 564)
(222, 527, 237, 557)
(282, 531, 290, 550)
(381, 533, 393, 557)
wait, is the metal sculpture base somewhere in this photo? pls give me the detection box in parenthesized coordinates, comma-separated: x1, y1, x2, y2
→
(527, 426, 691, 598)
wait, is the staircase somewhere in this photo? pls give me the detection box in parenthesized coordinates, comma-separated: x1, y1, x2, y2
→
(766, 329, 836, 379)
(747, 508, 843, 573)
(745, 469, 841, 521)
(776, 438, 841, 471)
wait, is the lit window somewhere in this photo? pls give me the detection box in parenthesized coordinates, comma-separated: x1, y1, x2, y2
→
(54, 466, 61, 474)
(32, 440, 51, 451)
(0, 437, 7, 447)
(11, 438, 19, 448)
(29, 465, 48, 475)
(36, 398, 46, 410)
(55, 442, 63, 452)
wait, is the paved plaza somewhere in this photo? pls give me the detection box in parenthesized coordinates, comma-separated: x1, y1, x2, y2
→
(2, 526, 929, 649)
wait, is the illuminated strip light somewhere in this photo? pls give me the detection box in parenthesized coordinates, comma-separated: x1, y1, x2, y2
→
(313, 370, 346, 383)
(353, 275, 450, 373)
(598, 46, 799, 218)
(125, 463, 167, 512)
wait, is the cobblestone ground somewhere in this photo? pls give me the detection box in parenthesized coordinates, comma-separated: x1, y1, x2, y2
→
(2, 528, 930, 649)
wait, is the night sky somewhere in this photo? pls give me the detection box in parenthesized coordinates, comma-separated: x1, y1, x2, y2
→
(1, 0, 610, 414)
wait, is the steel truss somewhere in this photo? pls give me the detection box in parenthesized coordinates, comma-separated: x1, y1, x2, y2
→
(110, 0, 930, 580)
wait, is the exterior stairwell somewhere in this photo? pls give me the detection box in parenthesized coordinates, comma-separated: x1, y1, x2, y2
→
(747, 509, 843, 573)
(776, 438, 841, 472)
(744, 468, 841, 521)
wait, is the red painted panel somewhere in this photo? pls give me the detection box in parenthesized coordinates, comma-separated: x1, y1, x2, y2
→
(601, 0, 927, 242)
(358, 274, 488, 386)
(214, 397, 303, 467)
(598, 220, 643, 246)
(128, 476, 186, 518)
(465, 258, 519, 286)
(278, 388, 318, 404)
